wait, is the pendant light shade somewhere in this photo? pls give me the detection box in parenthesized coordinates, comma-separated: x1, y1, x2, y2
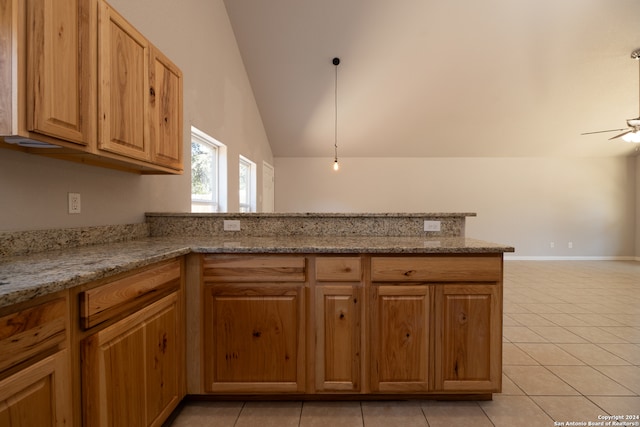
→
(332, 57, 340, 171)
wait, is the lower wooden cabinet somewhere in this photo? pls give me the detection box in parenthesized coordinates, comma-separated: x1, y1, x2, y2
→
(0, 350, 72, 426)
(370, 285, 430, 392)
(434, 283, 502, 392)
(203, 283, 305, 393)
(201, 255, 306, 393)
(0, 293, 71, 426)
(195, 253, 503, 398)
(82, 292, 183, 427)
(314, 284, 361, 392)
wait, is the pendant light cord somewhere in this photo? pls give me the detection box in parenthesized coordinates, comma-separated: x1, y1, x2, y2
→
(333, 57, 340, 167)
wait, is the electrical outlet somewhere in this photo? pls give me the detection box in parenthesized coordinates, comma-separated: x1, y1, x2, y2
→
(223, 220, 241, 231)
(568, 242, 573, 249)
(424, 220, 441, 232)
(550, 242, 555, 248)
(68, 193, 81, 214)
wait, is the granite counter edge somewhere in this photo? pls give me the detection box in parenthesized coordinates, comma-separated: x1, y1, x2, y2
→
(0, 241, 513, 309)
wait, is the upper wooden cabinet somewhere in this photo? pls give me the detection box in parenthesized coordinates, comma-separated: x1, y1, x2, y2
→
(0, 0, 94, 146)
(0, 0, 183, 174)
(149, 46, 183, 170)
(98, 1, 150, 162)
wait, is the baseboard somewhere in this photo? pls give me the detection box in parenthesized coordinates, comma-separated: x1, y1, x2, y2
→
(504, 255, 638, 261)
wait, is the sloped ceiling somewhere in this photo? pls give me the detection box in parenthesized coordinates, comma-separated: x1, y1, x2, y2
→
(223, 0, 640, 158)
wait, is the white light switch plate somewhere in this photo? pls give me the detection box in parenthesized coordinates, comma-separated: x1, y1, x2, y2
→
(424, 220, 441, 232)
(223, 220, 241, 231)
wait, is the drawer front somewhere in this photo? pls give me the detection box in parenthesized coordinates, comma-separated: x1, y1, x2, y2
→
(316, 257, 361, 282)
(0, 297, 66, 372)
(203, 255, 306, 282)
(371, 255, 502, 282)
(80, 258, 181, 329)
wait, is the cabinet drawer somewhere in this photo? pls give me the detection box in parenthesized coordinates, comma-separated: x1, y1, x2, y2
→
(80, 258, 181, 329)
(371, 255, 501, 282)
(0, 297, 66, 372)
(316, 257, 361, 282)
(203, 255, 306, 282)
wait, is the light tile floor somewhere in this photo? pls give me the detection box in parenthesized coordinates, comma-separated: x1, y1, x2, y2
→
(168, 261, 640, 427)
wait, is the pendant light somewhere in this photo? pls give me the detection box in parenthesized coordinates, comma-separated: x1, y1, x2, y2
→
(332, 57, 340, 171)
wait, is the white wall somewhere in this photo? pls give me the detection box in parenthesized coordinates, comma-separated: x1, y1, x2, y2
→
(0, 0, 272, 232)
(274, 157, 637, 258)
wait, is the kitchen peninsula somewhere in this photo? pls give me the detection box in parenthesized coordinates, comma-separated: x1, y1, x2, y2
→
(0, 213, 513, 426)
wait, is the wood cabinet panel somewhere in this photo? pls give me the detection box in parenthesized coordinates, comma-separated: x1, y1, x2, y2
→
(435, 283, 501, 392)
(316, 257, 361, 282)
(80, 258, 181, 329)
(196, 253, 503, 398)
(314, 285, 361, 392)
(83, 292, 183, 427)
(0, 350, 72, 427)
(98, 0, 150, 161)
(1, 0, 183, 174)
(371, 255, 502, 282)
(0, 0, 13, 135)
(203, 255, 306, 282)
(27, 0, 92, 145)
(203, 283, 305, 393)
(370, 285, 430, 392)
(0, 297, 66, 373)
(149, 46, 182, 171)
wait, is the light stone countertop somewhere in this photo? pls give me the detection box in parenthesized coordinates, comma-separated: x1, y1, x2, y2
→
(0, 235, 514, 309)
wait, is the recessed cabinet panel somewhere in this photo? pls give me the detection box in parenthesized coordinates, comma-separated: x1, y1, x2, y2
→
(98, 1, 150, 161)
(204, 283, 305, 393)
(435, 283, 501, 392)
(0, 0, 13, 135)
(149, 46, 183, 170)
(83, 292, 183, 427)
(0, 350, 72, 427)
(27, 0, 91, 144)
(315, 285, 361, 392)
(370, 285, 430, 392)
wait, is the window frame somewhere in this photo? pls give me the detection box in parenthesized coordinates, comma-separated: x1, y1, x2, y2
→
(238, 155, 257, 213)
(191, 126, 226, 212)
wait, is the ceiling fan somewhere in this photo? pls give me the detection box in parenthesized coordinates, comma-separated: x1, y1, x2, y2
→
(581, 48, 640, 143)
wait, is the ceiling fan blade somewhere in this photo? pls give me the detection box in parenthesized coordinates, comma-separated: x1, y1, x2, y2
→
(580, 128, 627, 135)
(608, 130, 633, 140)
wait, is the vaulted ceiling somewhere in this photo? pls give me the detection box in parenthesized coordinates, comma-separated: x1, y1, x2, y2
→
(223, 0, 640, 158)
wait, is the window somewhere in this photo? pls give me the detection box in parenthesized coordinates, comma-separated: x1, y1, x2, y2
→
(239, 155, 256, 212)
(191, 127, 227, 212)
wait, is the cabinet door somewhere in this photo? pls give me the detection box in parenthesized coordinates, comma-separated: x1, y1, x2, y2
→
(0, 350, 71, 426)
(204, 283, 305, 393)
(83, 292, 183, 427)
(370, 285, 430, 392)
(435, 283, 501, 392)
(314, 285, 361, 392)
(26, 0, 93, 145)
(98, 0, 150, 161)
(149, 46, 182, 171)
